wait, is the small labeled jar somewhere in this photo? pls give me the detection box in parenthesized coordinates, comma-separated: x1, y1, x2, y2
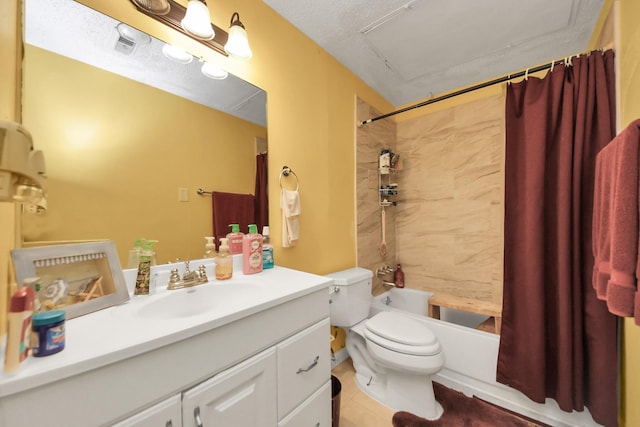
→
(31, 309, 65, 357)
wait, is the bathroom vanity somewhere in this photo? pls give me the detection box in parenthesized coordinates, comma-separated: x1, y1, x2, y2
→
(0, 266, 332, 427)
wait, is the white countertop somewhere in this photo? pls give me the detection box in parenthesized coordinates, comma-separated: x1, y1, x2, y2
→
(0, 265, 332, 398)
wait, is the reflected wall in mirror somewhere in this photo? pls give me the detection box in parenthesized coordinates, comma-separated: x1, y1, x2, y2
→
(21, 0, 268, 265)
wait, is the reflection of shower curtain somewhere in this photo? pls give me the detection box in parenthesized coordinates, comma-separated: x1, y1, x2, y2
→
(254, 153, 268, 232)
(498, 50, 618, 427)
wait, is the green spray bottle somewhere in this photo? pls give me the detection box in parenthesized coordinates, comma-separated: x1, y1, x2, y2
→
(127, 237, 145, 269)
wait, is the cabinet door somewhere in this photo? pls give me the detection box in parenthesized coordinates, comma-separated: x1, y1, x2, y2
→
(111, 394, 182, 427)
(277, 318, 331, 419)
(182, 347, 277, 427)
(278, 380, 331, 427)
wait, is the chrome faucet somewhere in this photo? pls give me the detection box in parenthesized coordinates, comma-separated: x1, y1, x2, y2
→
(167, 261, 209, 290)
(384, 296, 392, 305)
(376, 265, 394, 276)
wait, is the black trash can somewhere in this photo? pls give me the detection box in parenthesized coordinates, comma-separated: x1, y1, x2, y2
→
(331, 375, 342, 427)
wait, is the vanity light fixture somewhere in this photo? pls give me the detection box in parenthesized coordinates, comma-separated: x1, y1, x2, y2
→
(162, 43, 193, 64)
(181, 0, 215, 40)
(224, 12, 252, 59)
(201, 61, 228, 80)
(129, 0, 252, 60)
(129, 0, 170, 15)
(0, 120, 47, 205)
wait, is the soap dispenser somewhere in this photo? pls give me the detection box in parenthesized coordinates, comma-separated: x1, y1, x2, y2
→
(242, 224, 263, 275)
(127, 237, 145, 269)
(226, 224, 244, 255)
(204, 236, 216, 258)
(215, 238, 233, 280)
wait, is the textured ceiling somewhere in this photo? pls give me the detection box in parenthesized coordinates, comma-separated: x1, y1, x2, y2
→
(25, 0, 267, 127)
(263, 0, 605, 107)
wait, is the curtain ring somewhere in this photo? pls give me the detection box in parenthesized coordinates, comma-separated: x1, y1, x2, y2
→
(550, 60, 555, 72)
(524, 68, 529, 80)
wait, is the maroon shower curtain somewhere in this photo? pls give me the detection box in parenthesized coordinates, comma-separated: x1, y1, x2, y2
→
(254, 152, 269, 232)
(497, 50, 618, 427)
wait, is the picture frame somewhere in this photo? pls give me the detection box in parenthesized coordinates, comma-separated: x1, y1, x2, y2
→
(11, 241, 130, 319)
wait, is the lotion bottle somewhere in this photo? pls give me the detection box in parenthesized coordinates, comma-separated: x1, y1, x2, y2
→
(4, 285, 35, 374)
(215, 238, 233, 280)
(242, 224, 263, 274)
(226, 224, 244, 255)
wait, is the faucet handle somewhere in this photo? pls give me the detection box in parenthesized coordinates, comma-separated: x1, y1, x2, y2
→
(197, 265, 208, 283)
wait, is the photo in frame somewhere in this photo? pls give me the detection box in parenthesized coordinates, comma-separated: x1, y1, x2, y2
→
(11, 241, 130, 319)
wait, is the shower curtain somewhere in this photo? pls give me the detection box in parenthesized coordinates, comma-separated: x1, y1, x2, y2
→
(497, 50, 618, 427)
(254, 152, 269, 233)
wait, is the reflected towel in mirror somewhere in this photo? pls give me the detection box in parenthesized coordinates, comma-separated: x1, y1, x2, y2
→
(212, 191, 256, 244)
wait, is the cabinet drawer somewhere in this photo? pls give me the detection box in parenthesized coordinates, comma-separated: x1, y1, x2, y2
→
(182, 347, 277, 427)
(278, 380, 331, 427)
(277, 318, 331, 419)
(111, 394, 181, 427)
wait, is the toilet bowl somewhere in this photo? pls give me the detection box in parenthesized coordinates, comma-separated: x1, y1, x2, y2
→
(327, 268, 445, 420)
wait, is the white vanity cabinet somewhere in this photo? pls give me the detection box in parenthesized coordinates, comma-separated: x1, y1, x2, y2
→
(0, 275, 331, 427)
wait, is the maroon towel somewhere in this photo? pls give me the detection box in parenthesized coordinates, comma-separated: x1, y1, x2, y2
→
(592, 119, 640, 323)
(212, 191, 255, 244)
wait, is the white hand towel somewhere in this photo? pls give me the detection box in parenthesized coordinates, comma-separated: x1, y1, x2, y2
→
(281, 189, 301, 247)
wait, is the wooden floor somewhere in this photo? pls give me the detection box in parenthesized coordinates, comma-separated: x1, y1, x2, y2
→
(331, 359, 396, 427)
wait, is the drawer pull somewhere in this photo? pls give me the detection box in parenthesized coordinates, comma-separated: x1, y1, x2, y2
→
(194, 406, 203, 427)
(296, 355, 319, 374)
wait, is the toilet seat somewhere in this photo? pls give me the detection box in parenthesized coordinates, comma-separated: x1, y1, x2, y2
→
(364, 311, 441, 356)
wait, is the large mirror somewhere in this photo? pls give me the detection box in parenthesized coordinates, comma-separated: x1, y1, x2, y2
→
(21, 0, 268, 265)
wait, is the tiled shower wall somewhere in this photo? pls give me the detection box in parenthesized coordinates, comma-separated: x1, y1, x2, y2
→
(357, 94, 505, 304)
(356, 99, 397, 296)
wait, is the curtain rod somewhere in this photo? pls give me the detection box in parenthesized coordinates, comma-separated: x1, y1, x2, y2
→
(359, 49, 606, 127)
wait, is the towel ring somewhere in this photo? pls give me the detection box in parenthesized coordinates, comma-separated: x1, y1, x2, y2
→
(279, 166, 300, 191)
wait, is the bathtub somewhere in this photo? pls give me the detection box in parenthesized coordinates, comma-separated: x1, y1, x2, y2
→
(370, 288, 601, 427)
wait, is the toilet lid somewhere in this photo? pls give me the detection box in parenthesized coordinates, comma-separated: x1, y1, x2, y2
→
(365, 311, 441, 356)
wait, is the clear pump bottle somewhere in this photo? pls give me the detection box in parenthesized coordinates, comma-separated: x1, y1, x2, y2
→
(204, 236, 216, 258)
(127, 237, 145, 268)
(215, 238, 233, 280)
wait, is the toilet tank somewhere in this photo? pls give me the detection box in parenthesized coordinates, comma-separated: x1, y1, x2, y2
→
(326, 267, 373, 328)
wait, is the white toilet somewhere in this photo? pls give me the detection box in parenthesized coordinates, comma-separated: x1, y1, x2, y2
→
(327, 267, 445, 420)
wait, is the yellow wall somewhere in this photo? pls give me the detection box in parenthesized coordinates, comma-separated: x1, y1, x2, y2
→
(22, 46, 265, 264)
(618, 0, 640, 424)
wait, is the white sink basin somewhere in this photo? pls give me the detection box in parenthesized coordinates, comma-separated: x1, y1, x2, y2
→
(134, 283, 265, 320)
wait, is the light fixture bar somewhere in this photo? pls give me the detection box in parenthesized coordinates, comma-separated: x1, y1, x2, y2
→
(130, 0, 228, 56)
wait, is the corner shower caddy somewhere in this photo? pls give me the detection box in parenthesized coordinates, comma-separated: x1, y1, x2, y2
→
(378, 152, 399, 207)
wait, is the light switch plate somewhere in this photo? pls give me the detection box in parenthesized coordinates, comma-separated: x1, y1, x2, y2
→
(178, 187, 189, 202)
